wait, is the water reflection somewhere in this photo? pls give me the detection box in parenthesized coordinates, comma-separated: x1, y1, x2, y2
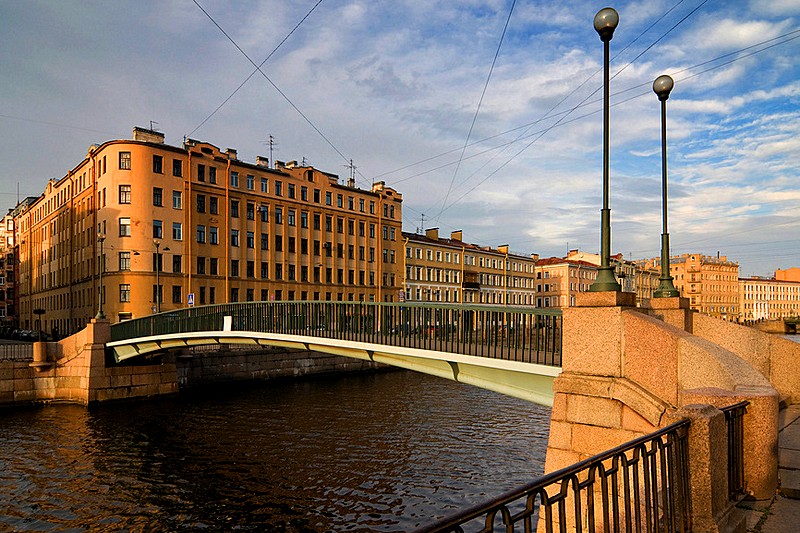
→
(0, 371, 550, 531)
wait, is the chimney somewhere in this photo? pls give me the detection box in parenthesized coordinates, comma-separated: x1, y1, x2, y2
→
(347, 177, 355, 188)
(132, 126, 165, 144)
(425, 227, 439, 241)
(450, 230, 463, 242)
(256, 156, 269, 167)
(498, 244, 509, 255)
(226, 148, 238, 160)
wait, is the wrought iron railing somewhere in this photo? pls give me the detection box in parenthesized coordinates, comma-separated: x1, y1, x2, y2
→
(720, 401, 749, 499)
(415, 419, 691, 533)
(110, 301, 562, 366)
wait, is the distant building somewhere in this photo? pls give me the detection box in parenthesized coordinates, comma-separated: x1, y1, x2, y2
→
(534, 257, 598, 309)
(644, 253, 740, 321)
(776, 268, 800, 283)
(739, 276, 800, 322)
(566, 249, 660, 306)
(15, 127, 403, 335)
(403, 228, 538, 305)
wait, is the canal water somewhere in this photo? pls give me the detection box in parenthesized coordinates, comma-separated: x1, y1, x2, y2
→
(0, 370, 551, 532)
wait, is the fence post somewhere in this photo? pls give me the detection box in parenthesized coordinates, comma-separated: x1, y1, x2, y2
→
(664, 404, 743, 533)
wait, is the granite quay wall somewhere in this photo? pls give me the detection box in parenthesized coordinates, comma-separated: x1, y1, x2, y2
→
(0, 321, 385, 408)
(545, 292, 784, 533)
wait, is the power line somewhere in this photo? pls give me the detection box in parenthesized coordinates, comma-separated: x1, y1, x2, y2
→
(190, 1, 364, 187)
(188, 0, 325, 138)
(436, 0, 517, 222)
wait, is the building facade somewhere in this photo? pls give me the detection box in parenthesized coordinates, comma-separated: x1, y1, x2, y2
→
(534, 257, 598, 309)
(16, 127, 403, 335)
(403, 228, 538, 305)
(739, 276, 800, 322)
(643, 253, 740, 321)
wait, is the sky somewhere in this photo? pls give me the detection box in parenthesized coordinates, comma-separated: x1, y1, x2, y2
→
(0, 0, 798, 277)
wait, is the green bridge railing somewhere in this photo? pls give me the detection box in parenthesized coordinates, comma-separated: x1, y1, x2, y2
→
(110, 301, 562, 367)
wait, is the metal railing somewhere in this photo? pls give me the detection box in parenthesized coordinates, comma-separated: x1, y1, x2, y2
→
(110, 301, 562, 366)
(0, 343, 34, 362)
(415, 419, 691, 533)
(720, 401, 749, 500)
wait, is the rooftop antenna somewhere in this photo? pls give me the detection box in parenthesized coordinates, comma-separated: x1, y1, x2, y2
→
(301, 156, 308, 166)
(418, 213, 425, 234)
(149, 120, 159, 131)
(345, 159, 356, 187)
(263, 135, 278, 169)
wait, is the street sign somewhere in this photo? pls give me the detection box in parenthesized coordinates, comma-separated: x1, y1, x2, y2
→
(187, 293, 195, 307)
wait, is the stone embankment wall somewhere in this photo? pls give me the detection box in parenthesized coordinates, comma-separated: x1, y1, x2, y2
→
(545, 292, 794, 533)
(0, 319, 383, 407)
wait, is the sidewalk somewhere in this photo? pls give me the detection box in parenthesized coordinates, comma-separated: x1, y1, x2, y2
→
(740, 404, 800, 532)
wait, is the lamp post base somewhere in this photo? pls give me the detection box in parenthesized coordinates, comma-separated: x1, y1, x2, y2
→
(589, 266, 621, 292)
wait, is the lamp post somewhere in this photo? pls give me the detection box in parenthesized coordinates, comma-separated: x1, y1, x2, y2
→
(154, 239, 161, 314)
(589, 7, 622, 292)
(96, 233, 106, 319)
(653, 74, 680, 298)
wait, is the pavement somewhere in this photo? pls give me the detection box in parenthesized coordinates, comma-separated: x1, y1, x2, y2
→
(739, 404, 800, 533)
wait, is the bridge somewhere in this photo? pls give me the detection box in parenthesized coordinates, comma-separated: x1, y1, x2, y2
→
(107, 301, 563, 407)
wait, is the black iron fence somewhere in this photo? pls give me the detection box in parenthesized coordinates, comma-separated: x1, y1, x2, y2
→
(110, 301, 562, 366)
(720, 401, 749, 500)
(414, 419, 692, 533)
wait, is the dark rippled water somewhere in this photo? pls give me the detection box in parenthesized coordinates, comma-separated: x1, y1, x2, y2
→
(0, 370, 551, 532)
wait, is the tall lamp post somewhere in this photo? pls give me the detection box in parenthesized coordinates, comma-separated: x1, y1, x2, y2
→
(96, 233, 106, 319)
(652, 74, 680, 298)
(589, 7, 622, 292)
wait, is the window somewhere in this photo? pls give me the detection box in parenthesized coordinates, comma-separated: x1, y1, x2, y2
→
(119, 152, 131, 170)
(230, 171, 239, 188)
(209, 286, 216, 303)
(246, 202, 255, 220)
(314, 189, 320, 203)
(261, 262, 269, 279)
(209, 166, 217, 184)
(288, 184, 295, 199)
(153, 187, 163, 207)
(199, 287, 206, 304)
(119, 217, 131, 237)
(260, 177, 268, 192)
(172, 190, 182, 209)
(348, 197, 354, 210)
(231, 260, 239, 277)
(231, 229, 239, 247)
(261, 233, 269, 250)
(197, 194, 206, 213)
(120, 284, 131, 302)
(259, 204, 268, 222)
(197, 256, 206, 275)
(210, 196, 218, 214)
(275, 263, 283, 279)
(153, 155, 163, 174)
(210, 226, 218, 244)
(288, 237, 296, 253)
(325, 192, 332, 205)
(119, 185, 131, 204)
(301, 186, 308, 201)
(196, 225, 206, 243)
(172, 159, 182, 177)
(210, 257, 218, 275)
(197, 164, 205, 182)
(300, 211, 308, 228)
(288, 209, 296, 226)
(172, 286, 182, 304)
(275, 207, 283, 224)
(337, 194, 343, 208)
(119, 252, 131, 271)
(247, 261, 254, 278)
(247, 231, 254, 248)
(172, 222, 182, 240)
(230, 200, 239, 218)
(275, 235, 283, 252)
(153, 220, 163, 239)
(247, 174, 254, 190)
(173, 255, 182, 273)
(275, 181, 283, 196)
(313, 214, 320, 230)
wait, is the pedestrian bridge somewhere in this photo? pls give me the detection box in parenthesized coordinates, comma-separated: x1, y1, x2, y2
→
(108, 301, 562, 406)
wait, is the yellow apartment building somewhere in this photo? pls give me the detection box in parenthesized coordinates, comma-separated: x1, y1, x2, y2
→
(565, 249, 660, 305)
(403, 228, 538, 305)
(739, 276, 800, 322)
(643, 253, 740, 321)
(15, 127, 403, 335)
(534, 257, 598, 309)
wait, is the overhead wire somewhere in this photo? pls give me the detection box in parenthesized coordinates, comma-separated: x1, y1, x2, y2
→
(187, 0, 325, 138)
(435, 0, 517, 222)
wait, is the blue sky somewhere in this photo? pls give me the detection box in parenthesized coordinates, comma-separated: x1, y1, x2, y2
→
(1, 0, 798, 276)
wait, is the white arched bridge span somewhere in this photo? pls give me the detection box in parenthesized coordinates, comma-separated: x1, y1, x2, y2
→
(108, 302, 562, 407)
